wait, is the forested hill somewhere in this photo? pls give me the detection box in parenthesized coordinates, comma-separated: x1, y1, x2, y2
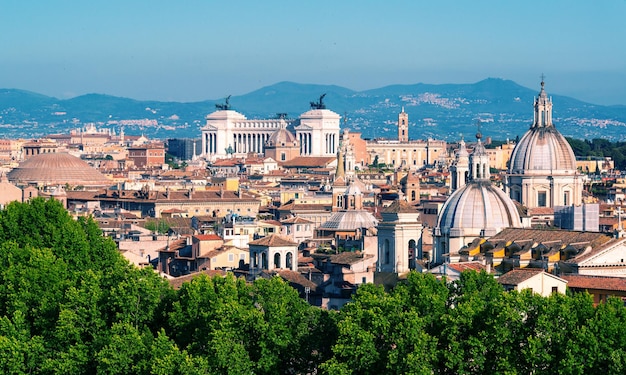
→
(1, 78, 626, 142)
(2, 198, 626, 373)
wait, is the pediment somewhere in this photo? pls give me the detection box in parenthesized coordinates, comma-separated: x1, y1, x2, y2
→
(577, 239, 626, 267)
(202, 125, 218, 131)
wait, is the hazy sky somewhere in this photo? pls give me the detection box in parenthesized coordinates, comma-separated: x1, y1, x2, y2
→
(2, 0, 625, 105)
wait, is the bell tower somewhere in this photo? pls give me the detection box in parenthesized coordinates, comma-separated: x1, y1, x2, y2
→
(398, 107, 408, 142)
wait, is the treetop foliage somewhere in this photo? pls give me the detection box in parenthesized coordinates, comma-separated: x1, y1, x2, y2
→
(2, 198, 626, 374)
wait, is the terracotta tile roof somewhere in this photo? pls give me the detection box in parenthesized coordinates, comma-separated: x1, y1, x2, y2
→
(489, 228, 612, 249)
(328, 252, 374, 265)
(281, 156, 336, 168)
(248, 234, 298, 247)
(66, 191, 102, 200)
(561, 274, 626, 292)
(382, 200, 419, 214)
(258, 219, 283, 227)
(274, 270, 317, 290)
(211, 159, 241, 167)
(281, 216, 314, 224)
(193, 234, 223, 241)
(527, 207, 554, 216)
(168, 269, 227, 290)
(278, 202, 332, 212)
(193, 215, 219, 222)
(497, 268, 545, 285)
(448, 261, 489, 273)
(162, 208, 187, 213)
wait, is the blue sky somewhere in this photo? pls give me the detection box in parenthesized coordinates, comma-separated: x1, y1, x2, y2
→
(1, 0, 625, 105)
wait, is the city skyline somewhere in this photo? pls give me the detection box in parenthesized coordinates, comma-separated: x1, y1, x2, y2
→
(2, 1, 626, 105)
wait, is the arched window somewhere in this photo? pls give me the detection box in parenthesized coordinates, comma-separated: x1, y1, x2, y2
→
(274, 253, 281, 269)
(411, 191, 416, 201)
(408, 239, 418, 268)
(286, 252, 293, 269)
(261, 252, 268, 269)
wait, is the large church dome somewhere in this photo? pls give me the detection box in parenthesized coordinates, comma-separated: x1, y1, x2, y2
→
(434, 132, 523, 264)
(436, 181, 522, 238)
(509, 127, 576, 173)
(508, 81, 577, 174)
(7, 153, 111, 187)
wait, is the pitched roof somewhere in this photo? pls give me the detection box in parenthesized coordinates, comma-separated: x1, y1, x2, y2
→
(527, 207, 555, 216)
(565, 237, 625, 264)
(193, 234, 223, 241)
(489, 228, 612, 249)
(281, 156, 336, 168)
(248, 234, 298, 247)
(561, 274, 626, 292)
(258, 219, 283, 227)
(497, 268, 546, 285)
(281, 216, 314, 224)
(328, 251, 375, 266)
(168, 269, 227, 289)
(447, 261, 489, 273)
(274, 270, 317, 291)
(382, 199, 419, 214)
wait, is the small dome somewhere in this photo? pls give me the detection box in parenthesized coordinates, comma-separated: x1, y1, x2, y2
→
(508, 126, 577, 173)
(7, 153, 111, 187)
(319, 210, 378, 231)
(267, 128, 297, 147)
(344, 182, 362, 196)
(436, 181, 522, 238)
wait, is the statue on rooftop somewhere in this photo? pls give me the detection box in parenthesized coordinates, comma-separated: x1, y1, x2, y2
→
(310, 93, 326, 110)
(215, 95, 232, 110)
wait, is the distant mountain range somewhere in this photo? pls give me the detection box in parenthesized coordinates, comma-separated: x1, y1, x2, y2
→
(1, 78, 626, 142)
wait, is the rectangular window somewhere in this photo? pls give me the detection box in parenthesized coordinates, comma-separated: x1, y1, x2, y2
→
(228, 254, 234, 262)
(538, 191, 547, 207)
(552, 286, 558, 294)
(564, 191, 570, 206)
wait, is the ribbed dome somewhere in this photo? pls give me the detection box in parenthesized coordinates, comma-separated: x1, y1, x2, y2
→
(509, 126, 576, 173)
(266, 128, 297, 146)
(319, 210, 378, 231)
(436, 181, 521, 238)
(8, 153, 111, 187)
(509, 81, 577, 174)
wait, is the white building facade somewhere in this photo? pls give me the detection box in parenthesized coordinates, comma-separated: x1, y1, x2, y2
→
(201, 106, 341, 161)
